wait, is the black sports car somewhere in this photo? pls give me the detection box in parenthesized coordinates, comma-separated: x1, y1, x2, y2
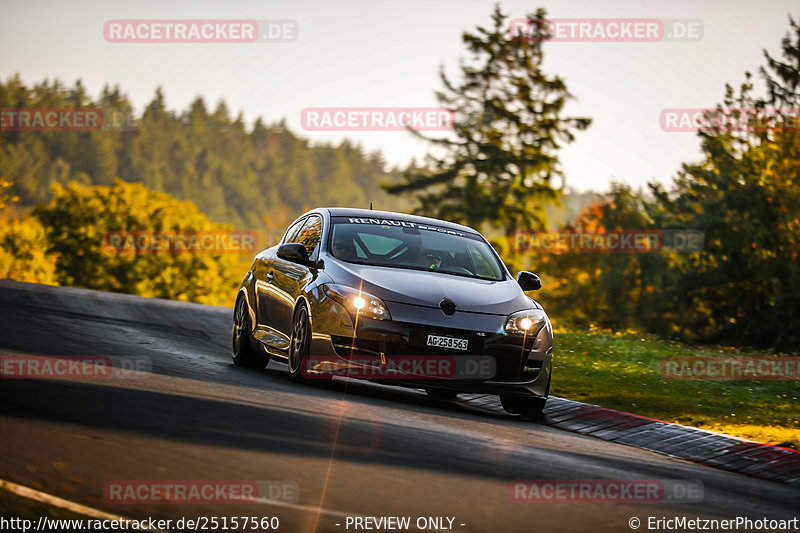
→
(232, 208, 553, 416)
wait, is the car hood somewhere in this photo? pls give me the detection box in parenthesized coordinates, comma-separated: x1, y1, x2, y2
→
(326, 260, 532, 315)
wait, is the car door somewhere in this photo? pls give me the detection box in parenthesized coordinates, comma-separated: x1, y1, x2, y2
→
(266, 214, 323, 341)
(255, 217, 306, 333)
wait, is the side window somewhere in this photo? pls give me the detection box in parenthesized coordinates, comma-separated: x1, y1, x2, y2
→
(282, 217, 306, 245)
(467, 243, 497, 278)
(291, 215, 323, 258)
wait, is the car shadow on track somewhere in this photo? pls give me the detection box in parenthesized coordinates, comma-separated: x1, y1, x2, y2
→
(228, 360, 520, 423)
(0, 377, 622, 484)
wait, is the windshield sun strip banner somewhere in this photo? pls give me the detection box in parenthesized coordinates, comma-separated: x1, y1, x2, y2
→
(332, 216, 475, 239)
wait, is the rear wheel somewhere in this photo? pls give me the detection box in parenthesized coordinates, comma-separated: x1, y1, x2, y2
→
(232, 295, 268, 369)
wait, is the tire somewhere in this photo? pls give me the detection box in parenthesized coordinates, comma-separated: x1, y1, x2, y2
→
(500, 395, 547, 418)
(232, 294, 268, 369)
(288, 303, 329, 382)
(500, 372, 550, 418)
(425, 388, 460, 400)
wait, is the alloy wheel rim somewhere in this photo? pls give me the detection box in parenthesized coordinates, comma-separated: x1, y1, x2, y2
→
(233, 297, 245, 354)
(290, 308, 308, 372)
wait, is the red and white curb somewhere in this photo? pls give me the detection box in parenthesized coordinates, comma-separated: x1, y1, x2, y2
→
(458, 395, 800, 487)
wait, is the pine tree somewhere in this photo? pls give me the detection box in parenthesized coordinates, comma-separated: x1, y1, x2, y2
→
(385, 5, 591, 234)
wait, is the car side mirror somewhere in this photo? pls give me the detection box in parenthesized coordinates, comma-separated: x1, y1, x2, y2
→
(277, 243, 312, 266)
(517, 271, 541, 291)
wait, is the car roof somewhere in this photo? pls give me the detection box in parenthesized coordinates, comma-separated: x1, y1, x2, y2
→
(319, 207, 481, 235)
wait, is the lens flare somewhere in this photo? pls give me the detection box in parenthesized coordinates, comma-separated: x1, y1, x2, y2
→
(352, 296, 366, 310)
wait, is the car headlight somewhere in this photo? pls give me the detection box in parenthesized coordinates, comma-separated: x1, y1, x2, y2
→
(505, 308, 546, 334)
(322, 284, 391, 320)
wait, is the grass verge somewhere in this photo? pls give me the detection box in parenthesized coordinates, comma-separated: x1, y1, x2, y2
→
(552, 329, 799, 450)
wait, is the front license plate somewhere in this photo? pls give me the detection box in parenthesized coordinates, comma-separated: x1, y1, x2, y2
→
(426, 334, 469, 351)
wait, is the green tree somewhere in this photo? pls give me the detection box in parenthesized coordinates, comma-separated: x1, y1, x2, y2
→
(385, 5, 591, 235)
(645, 16, 800, 349)
(1, 77, 405, 231)
(761, 16, 800, 108)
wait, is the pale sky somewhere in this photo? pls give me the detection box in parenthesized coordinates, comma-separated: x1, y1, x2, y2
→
(1, 0, 796, 192)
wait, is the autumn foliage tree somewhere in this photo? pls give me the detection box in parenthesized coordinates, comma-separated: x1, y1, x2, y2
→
(534, 16, 800, 350)
(642, 17, 800, 349)
(34, 180, 244, 306)
(0, 177, 59, 284)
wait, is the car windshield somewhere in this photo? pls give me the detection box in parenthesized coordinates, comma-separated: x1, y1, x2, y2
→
(328, 216, 505, 281)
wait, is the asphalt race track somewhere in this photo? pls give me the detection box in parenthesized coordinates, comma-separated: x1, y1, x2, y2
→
(0, 280, 798, 532)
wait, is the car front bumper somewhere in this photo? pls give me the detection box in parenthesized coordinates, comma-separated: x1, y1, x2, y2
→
(308, 299, 552, 398)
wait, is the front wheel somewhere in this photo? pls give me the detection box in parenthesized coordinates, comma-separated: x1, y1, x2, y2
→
(502, 369, 551, 418)
(287, 303, 329, 382)
(500, 395, 547, 418)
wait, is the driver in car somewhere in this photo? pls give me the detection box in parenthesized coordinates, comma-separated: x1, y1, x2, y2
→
(332, 238, 358, 262)
(420, 251, 443, 270)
